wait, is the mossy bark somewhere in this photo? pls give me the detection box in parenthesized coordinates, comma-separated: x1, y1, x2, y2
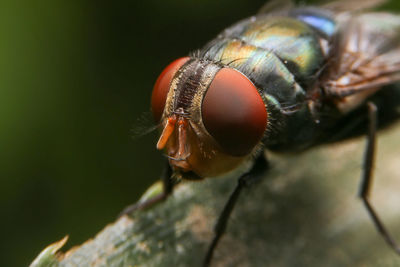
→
(31, 124, 400, 267)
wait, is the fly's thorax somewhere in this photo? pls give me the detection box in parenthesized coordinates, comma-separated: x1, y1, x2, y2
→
(152, 58, 268, 178)
(199, 13, 333, 113)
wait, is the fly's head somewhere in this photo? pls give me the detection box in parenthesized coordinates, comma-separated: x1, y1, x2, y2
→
(151, 57, 268, 179)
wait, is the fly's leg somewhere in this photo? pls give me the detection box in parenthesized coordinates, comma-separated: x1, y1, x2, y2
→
(203, 153, 269, 267)
(359, 101, 400, 254)
(118, 160, 174, 217)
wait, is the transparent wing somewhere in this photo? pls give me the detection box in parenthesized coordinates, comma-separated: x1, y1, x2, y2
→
(258, 0, 386, 16)
(321, 0, 387, 13)
(323, 12, 400, 98)
(257, 0, 295, 15)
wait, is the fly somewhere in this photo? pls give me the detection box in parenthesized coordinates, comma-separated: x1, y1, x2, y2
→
(121, 0, 400, 266)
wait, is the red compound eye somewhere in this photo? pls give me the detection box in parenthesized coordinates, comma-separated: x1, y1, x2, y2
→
(202, 68, 267, 156)
(151, 57, 190, 122)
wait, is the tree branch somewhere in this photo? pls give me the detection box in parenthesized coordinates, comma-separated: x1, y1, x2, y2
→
(31, 124, 400, 267)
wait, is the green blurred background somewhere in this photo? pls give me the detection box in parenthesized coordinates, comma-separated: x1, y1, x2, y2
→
(0, 1, 399, 266)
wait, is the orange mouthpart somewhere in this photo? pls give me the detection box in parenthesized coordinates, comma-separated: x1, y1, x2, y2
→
(156, 115, 176, 150)
(156, 115, 191, 162)
(177, 117, 189, 158)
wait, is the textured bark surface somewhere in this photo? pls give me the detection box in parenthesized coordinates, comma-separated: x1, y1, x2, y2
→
(31, 124, 400, 267)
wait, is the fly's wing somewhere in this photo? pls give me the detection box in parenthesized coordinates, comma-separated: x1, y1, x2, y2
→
(257, 0, 386, 15)
(322, 12, 400, 101)
(321, 0, 387, 13)
(257, 0, 294, 15)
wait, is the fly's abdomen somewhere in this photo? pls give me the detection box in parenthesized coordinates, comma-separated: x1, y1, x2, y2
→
(201, 11, 333, 108)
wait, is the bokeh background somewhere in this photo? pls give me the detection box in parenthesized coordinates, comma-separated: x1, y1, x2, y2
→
(1, 0, 399, 266)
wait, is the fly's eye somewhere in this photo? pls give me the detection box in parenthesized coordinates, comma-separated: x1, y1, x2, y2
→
(151, 57, 190, 122)
(202, 68, 267, 156)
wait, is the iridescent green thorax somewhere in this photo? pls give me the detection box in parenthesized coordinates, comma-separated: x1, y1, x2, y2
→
(240, 17, 324, 79)
(201, 15, 328, 110)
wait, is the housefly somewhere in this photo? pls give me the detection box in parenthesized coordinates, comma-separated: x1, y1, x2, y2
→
(122, 0, 400, 266)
